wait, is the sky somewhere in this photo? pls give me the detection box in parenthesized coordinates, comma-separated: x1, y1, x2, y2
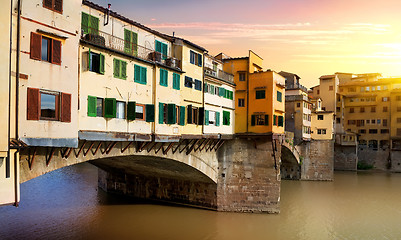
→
(92, 0, 401, 88)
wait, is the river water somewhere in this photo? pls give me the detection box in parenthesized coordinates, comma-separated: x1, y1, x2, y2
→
(1, 163, 401, 240)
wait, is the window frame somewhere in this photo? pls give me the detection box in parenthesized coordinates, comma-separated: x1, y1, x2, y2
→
(135, 104, 146, 121)
(116, 101, 126, 119)
(255, 90, 266, 99)
(40, 91, 60, 121)
(43, 0, 63, 14)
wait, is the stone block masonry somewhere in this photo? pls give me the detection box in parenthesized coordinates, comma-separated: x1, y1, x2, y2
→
(299, 140, 334, 181)
(217, 136, 282, 213)
(334, 145, 358, 171)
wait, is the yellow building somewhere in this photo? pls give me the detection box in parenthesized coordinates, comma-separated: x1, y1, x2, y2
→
(0, 0, 19, 206)
(311, 110, 334, 140)
(218, 51, 285, 135)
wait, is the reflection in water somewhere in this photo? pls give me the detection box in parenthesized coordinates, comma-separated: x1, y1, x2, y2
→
(1, 163, 401, 239)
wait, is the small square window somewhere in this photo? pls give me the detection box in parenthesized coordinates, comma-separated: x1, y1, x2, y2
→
(135, 104, 145, 120)
(238, 98, 245, 107)
(40, 92, 59, 120)
(256, 90, 266, 99)
(239, 72, 246, 81)
(116, 101, 125, 119)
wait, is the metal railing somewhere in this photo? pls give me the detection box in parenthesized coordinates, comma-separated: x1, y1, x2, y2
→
(286, 83, 308, 92)
(81, 26, 181, 69)
(204, 67, 234, 83)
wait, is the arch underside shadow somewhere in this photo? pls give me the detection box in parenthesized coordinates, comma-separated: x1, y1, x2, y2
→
(281, 145, 301, 180)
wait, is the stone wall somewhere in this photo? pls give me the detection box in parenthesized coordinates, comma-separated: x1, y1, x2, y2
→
(334, 145, 357, 171)
(299, 140, 334, 181)
(216, 137, 281, 213)
(358, 148, 390, 170)
(390, 151, 401, 172)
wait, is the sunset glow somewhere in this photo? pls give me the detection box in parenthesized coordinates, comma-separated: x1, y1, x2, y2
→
(93, 0, 401, 87)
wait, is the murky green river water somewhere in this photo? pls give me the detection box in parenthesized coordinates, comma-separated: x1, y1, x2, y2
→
(1, 162, 401, 240)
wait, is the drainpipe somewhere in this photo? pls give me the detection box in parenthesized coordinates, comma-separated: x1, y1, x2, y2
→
(201, 52, 205, 136)
(246, 57, 249, 133)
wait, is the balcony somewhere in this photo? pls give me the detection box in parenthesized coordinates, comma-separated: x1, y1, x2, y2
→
(81, 27, 181, 70)
(204, 65, 234, 83)
(286, 83, 308, 92)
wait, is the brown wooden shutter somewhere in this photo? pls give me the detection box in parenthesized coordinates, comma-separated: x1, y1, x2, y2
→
(43, 0, 52, 9)
(30, 32, 42, 60)
(52, 39, 62, 65)
(54, 0, 63, 13)
(27, 88, 40, 120)
(61, 92, 71, 122)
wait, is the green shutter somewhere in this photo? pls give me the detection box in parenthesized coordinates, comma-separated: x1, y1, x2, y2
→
(167, 104, 176, 124)
(104, 98, 116, 118)
(81, 12, 89, 34)
(113, 59, 119, 78)
(160, 69, 168, 86)
(215, 112, 220, 126)
(173, 73, 180, 90)
(205, 110, 209, 126)
(124, 29, 132, 54)
(210, 85, 214, 94)
(155, 40, 162, 53)
(187, 105, 192, 124)
(127, 101, 136, 120)
(223, 111, 230, 126)
(132, 32, 138, 56)
(146, 104, 155, 122)
(89, 15, 99, 34)
(179, 106, 185, 126)
(251, 115, 256, 126)
(158, 102, 164, 124)
(121, 61, 127, 80)
(141, 67, 147, 84)
(219, 87, 225, 97)
(99, 53, 105, 74)
(134, 65, 140, 83)
(88, 48, 92, 71)
(87, 95, 97, 117)
(162, 43, 168, 59)
(265, 115, 269, 126)
(197, 54, 202, 67)
(273, 115, 277, 126)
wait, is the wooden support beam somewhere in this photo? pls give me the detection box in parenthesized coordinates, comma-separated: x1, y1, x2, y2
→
(136, 141, 143, 153)
(105, 141, 117, 154)
(121, 141, 133, 153)
(64, 148, 73, 159)
(155, 143, 164, 154)
(46, 147, 56, 166)
(83, 141, 95, 156)
(205, 140, 214, 152)
(186, 139, 199, 155)
(140, 141, 152, 152)
(179, 140, 190, 154)
(74, 140, 87, 158)
(172, 140, 183, 154)
(215, 140, 226, 151)
(101, 142, 113, 154)
(194, 139, 206, 152)
(163, 142, 175, 155)
(60, 147, 69, 158)
(91, 142, 102, 156)
(27, 147, 37, 170)
(146, 142, 157, 153)
(198, 139, 210, 152)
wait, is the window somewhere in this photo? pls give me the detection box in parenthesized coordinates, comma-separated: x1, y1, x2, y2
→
(382, 97, 389, 102)
(160, 69, 168, 87)
(369, 129, 378, 134)
(359, 129, 366, 134)
(238, 98, 245, 107)
(383, 119, 388, 127)
(371, 107, 376, 113)
(348, 87, 356, 92)
(210, 85, 215, 95)
(124, 29, 138, 56)
(251, 114, 268, 126)
(81, 12, 99, 35)
(189, 50, 202, 67)
(377, 119, 381, 124)
(349, 108, 354, 113)
(43, 0, 62, 13)
(256, 90, 266, 99)
(317, 115, 324, 120)
(96, 98, 103, 117)
(297, 102, 300, 108)
(383, 106, 388, 112)
(277, 91, 282, 102)
(30, 33, 62, 65)
(239, 72, 246, 81)
(398, 118, 401, 123)
(194, 80, 202, 91)
(329, 86, 333, 91)
(317, 129, 326, 134)
(113, 59, 127, 80)
(360, 107, 365, 113)
(366, 86, 370, 91)
(371, 119, 376, 124)
(88, 51, 105, 74)
(206, 110, 217, 126)
(397, 128, 401, 136)
(27, 88, 71, 122)
(134, 65, 147, 84)
(397, 96, 401, 101)
(223, 111, 230, 126)
(278, 116, 284, 127)
(336, 118, 341, 123)
(317, 90, 320, 94)
(116, 101, 125, 119)
(398, 107, 401, 112)
(381, 129, 389, 134)
(184, 76, 193, 88)
(173, 73, 180, 90)
(159, 103, 178, 124)
(155, 40, 168, 59)
(136, 104, 145, 120)
(219, 87, 225, 97)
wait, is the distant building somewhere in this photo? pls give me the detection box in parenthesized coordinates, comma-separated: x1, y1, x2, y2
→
(218, 51, 285, 135)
